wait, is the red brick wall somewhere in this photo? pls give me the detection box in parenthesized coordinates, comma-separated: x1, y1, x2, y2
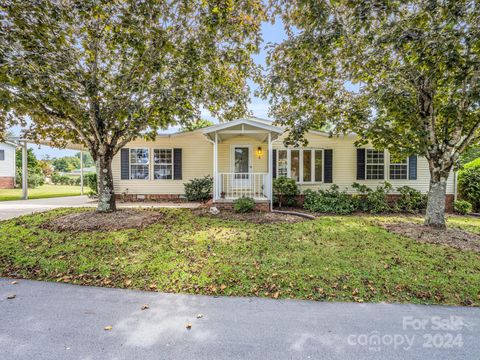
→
(115, 193, 184, 202)
(212, 201, 270, 212)
(0, 177, 14, 189)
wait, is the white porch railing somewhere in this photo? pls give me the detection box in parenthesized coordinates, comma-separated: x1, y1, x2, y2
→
(216, 173, 270, 200)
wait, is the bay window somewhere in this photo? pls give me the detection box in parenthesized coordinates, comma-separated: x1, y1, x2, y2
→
(276, 149, 323, 183)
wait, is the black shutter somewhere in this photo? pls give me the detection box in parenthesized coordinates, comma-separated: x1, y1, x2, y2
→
(356, 148, 366, 180)
(0, 150, 4, 161)
(324, 149, 333, 183)
(120, 148, 129, 180)
(272, 149, 277, 179)
(173, 148, 182, 180)
(408, 155, 417, 180)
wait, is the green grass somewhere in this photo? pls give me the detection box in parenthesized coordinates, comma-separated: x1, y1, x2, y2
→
(0, 185, 81, 201)
(0, 208, 479, 306)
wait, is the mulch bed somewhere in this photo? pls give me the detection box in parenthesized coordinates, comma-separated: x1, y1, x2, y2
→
(194, 208, 308, 224)
(382, 222, 480, 253)
(41, 209, 165, 232)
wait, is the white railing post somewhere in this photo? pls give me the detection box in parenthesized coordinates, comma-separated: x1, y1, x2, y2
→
(268, 133, 273, 210)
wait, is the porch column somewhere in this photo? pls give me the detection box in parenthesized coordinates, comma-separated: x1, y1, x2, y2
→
(21, 141, 28, 200)
(268, 132, 273, 210)
(80, 150, 84, 195)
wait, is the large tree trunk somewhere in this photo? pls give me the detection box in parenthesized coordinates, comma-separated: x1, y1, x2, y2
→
(425, 176, 447, 228)
(96, 154, 116, 212)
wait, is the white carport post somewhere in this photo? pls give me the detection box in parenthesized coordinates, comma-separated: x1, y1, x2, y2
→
(21, 141, 28, 200)
(80, 150, 84, 195)
(213, 132, 219, 200)
(268, 132, 272, 211)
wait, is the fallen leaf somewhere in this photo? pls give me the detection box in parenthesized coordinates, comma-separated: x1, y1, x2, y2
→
(104, 325, 112, 331)
(7, 294, 16, 300)
(124, 279, 132, 286)
(141, 304, 149, 310)
(185, 323, 192, 330)
(196, 314, 203, 319)
(11, 281, 18, 285)
(273, 291, 280, 299)
(220, 284, 227, 291)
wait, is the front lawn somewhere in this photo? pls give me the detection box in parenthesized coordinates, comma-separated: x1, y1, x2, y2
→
(0, 208, 479, 306)
(0, 185, 81, 201)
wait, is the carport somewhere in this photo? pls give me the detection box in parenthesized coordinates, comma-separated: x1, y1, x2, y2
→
(8, 137, 88, 200)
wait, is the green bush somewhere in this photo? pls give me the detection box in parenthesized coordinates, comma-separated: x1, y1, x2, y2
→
(85, 173, 98, 195)
(233, 197, 255, 213)
(303, 185, 355, 214)
(458, 160, 480, 211)
(184, 176, 213, 201)
(15, 168, 45, 188)
(51, 172, 76, 186)
(351, 182, 392, 213)
(273, 176, 299, 207)
(454, 200, 473, 215)
(395, 186, 427, 213)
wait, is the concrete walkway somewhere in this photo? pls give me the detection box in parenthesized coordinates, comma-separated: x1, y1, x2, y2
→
(0, 196, 200, 220)
(0, 278, 478, 360)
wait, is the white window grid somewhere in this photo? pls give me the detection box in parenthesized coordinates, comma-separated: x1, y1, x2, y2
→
(276, 148, 324, 183)
(153, 149, 173, 180)
(366, 149, 385, 180)
(130, 148, 149, 180)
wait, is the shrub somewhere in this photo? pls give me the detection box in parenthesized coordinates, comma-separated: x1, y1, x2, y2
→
(233, 197, 255, 213)
(184, 176, 213, 201)
(458, 160, 480, 211)
(454, 200, 473, 215)
(303, 185, 355, 214)
(85, 173, 98, 195)
(51, 172, 76, 186)
(395, 186, 427, 213)
(15, 168, 45, 188)
(273, 176, 299, 208)
(351, 182, 392, 213)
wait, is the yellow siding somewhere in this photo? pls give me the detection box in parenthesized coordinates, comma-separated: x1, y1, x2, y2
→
(273, 132, 455, 194)
(112, 132, 213, 195)
(113, 129, 454, 196)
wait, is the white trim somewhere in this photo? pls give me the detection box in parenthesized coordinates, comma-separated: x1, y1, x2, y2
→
(365, 149, 385, 181)
(388, 154, 409, 181)
(230, 144, 253, 173)
(274, 148, 324, 184)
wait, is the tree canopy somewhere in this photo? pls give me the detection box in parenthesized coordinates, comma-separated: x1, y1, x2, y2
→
(1, 0, 265, 211)
(264, 0, 480, 227)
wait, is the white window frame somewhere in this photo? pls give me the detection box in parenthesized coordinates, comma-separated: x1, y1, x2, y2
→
(276, 148, 323, 183)
(153, 148, 174, 180)
(129, 148, 150, 180)
(389, 155, 409, 180)
(365, 149, 385, 180)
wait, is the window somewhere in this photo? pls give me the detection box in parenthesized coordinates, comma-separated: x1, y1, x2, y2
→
(130, 149, 149, 180)
(276, 149, 323, 183)
(153, 149, 173, 180)
(366, 149, 385, 180)
(277, 150, 288, 177)
(0, 150, 4, 161)
(390, 156, 408, 180)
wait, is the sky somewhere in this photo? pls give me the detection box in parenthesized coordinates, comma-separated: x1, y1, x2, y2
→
(10, 20, 288, 159)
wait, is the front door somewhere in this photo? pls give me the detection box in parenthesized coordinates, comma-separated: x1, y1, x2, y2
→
(233, 146, 251, 188)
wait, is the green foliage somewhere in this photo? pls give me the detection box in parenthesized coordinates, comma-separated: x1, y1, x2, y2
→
(395, 186, 428, 214)
(265, 1, 480, 226)
(52, 156, 81, 172)
(75, 152, 95, 168)
(184, 176, 213, 202)
(51, 172, 80, 186)
(85, 173, 98, 196)
(458, 161, 480, 211)
(272, 176, 299, 207)
(459, 147, 480, 166)
(303, 185, 355, 214)
(1, 0, 265, 211)
(180, 119, 214, 132)
(233, 197, 255, 213)
(351, 182, 392, 214)
(15, 148, 44, 188)
(454, 200, 473, 215)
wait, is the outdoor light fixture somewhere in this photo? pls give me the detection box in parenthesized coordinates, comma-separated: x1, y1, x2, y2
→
(256, 146, 263, 159)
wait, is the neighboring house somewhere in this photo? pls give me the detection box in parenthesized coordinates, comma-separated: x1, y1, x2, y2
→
(0, 141, 17, 189)
(113, 117, 455, 209)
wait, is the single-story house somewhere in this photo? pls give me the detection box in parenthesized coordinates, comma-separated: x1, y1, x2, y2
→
(113, 117, 455, 210)
(0, 141, 17, 189)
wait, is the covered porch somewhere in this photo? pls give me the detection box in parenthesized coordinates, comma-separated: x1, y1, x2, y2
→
(203, 118, 283, 208)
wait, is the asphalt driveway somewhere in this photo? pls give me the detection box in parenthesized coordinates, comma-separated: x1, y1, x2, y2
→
(0, 278, 478, 359)
(0, 196, 200, 220)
